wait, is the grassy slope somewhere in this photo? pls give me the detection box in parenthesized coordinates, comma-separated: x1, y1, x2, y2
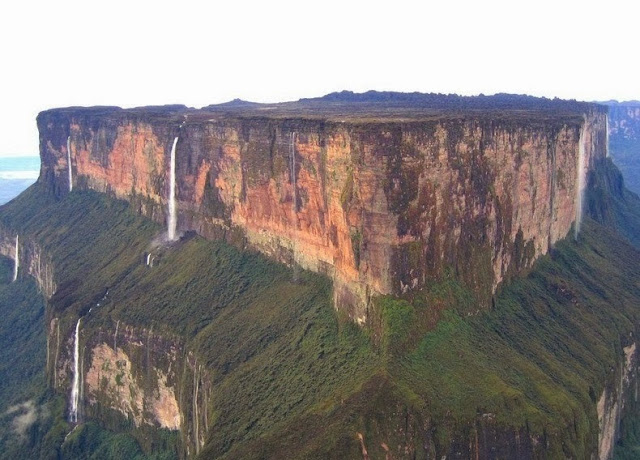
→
(225, 162, 640, 458)
(0, 183, 378, 459)
(587, 158, 640, 459)
(0, 191, 184, 459)
(0, 256, 46, 410)
(1, 157, 640, 458)
(224, 216, 640, 459)
(396, 217, 640, 457)
(0, 255, 48, 458)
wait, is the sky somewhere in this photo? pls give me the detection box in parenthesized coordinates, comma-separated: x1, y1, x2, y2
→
(1, 0, 638, 156)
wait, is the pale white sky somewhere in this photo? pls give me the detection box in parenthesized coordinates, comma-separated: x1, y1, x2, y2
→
(1, 0, 638, 156)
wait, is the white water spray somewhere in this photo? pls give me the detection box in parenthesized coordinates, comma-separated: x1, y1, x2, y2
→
(12, 235, 18, 282)
(575, 121, 587, 239)
(69, 319, 81, 423)
(114, 320, 120, 352)
(606, 115, 610, 158)
(88, 289, 108, 314)
(67, 136, 73, 192)
(167, 137, 179, 241)
(146, 253, 151, 266)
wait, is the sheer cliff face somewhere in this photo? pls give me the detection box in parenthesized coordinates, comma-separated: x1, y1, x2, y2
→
(48, 320, 183, 430)
(37, 108, 607, 323)
(0, 228, 56, 298)
(44, 316, 208, 454)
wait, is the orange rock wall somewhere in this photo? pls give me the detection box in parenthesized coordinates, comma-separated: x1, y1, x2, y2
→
(37, 109, 607, 322)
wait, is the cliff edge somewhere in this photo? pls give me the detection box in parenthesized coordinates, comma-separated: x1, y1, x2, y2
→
(37, 93, 607, 323)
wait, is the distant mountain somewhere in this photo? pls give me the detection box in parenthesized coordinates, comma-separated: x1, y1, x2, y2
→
(303, 90, 593, 111)
(603, 101, 640, 195)
(203, 98, 263, 109)
(200, 91, 602, 122)
(601, 100, 640, 106)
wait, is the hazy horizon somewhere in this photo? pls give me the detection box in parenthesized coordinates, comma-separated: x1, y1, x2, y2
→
(0, 156, 39, 203)
(2, 90, 638, 158)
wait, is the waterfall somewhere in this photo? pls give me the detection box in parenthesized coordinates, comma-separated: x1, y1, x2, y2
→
(69, 319, 81, 423)
(146, 253, 151, 266)
(12, 235, 18, 282)
(114, 320, 119, 352)
(193, 361, 201, 454)
(67, 136, 73, 192)
(606, 115, 610, 158)
(575, 121, 587, 239)
(54, 321, 60, 389)
(167, 137, 179, 241)
(88, 289, 108, 314)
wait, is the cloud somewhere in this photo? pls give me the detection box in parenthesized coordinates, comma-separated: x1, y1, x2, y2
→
(0, 171, 39, 180)
(5, 400, 38, 439)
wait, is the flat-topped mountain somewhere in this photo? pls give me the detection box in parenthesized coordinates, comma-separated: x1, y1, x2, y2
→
(37, 92, 606, 323)
(5, 92, 640, 459)
(45, 91, 603, 123)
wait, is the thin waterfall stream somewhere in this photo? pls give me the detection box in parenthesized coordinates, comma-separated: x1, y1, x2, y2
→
(69, 319, 81, 422)
(168, 137, 179, 241)
(67, 136, 73, 192)
(12, 235, 18, 282)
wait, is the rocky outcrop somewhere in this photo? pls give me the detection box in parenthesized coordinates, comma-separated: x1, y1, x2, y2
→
(0, 229, 56, 297)
(598, 342, 638, 460)
(45, 316, 211, 456)
(83, 324, 181, 430)
(36, 101, 608, 323)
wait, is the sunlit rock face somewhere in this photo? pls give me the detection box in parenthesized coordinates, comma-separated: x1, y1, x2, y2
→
(84, 329, 181, 430)
(46, 320, 184, 431)
(37, 100, 607, 323)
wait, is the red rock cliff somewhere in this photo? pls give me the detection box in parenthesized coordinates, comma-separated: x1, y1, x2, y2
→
(36, 98, 608, 323)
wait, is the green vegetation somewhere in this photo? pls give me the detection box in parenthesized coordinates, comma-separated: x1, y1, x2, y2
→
(350, 229, 362, 269)
(0, 254, 48, 458)
(400, 216, 640, 456)
(340, 168, 354, 210)
(59, 423, 177, 460)
(1, 151, 640, 458)
(0, 183, 378, 458)
(223, 215, 640, 459)
(615, 408, 640, 459)
(0, 253, 176, 459)
(222, 164, 640, 458)
(0, 255, 46, 411)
